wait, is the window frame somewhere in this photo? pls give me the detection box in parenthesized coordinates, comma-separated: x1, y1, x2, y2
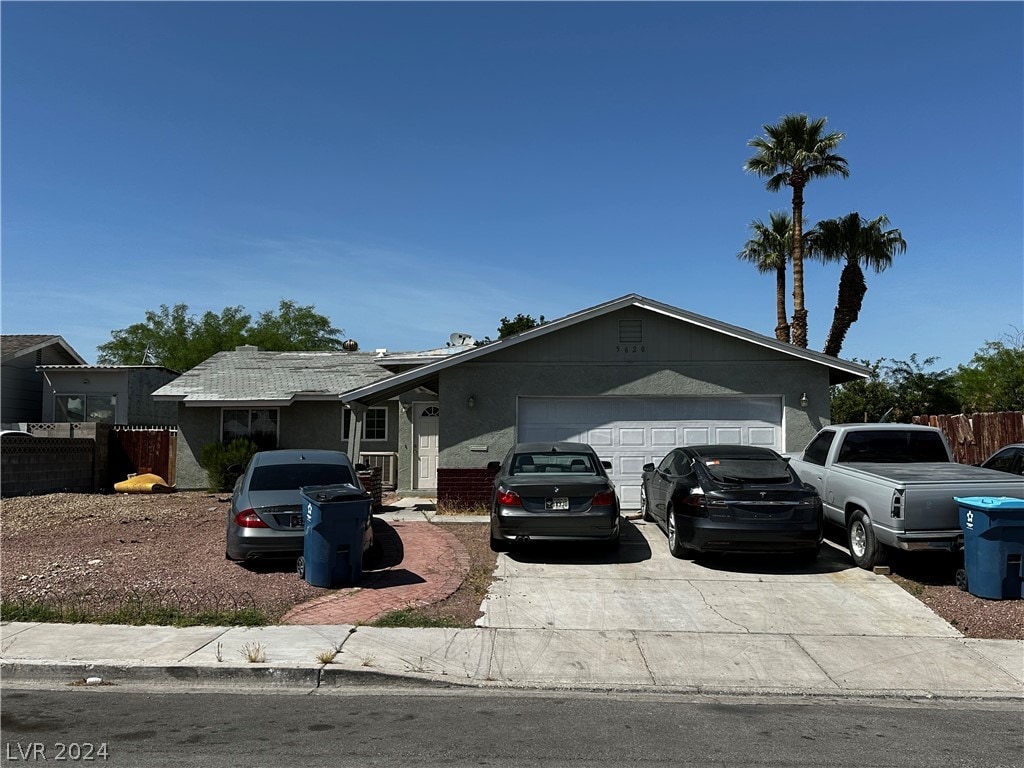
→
(221, 407, 280, 449)
(54, 393, 117, 423)
(343, 406, 389, 442)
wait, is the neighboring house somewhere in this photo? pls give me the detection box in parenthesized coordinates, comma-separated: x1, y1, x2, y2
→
(1, 335, 87, 425)
(37, 365, 180, 426)
(155, 295, 870, 506)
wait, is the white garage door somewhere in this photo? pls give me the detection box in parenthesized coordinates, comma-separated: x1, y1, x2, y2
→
(517, 396, 783, 509)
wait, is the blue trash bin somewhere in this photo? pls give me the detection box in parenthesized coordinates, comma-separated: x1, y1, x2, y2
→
(954, 496, 1024, 600)
(299, 484, 372, 588)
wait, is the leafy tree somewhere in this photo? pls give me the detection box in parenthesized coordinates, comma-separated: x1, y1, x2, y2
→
(830, 355, 959, 423)
(806, 213, 907, 357)
(745, 114, 850, 348)
(954, 332, 1024, 412)
(97, 300, 343, 372)
(498, 313, 546, 339)
(737, 211, 797, 343)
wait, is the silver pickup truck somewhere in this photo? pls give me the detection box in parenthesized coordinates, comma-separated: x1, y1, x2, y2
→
(788, 423, 1023, 569)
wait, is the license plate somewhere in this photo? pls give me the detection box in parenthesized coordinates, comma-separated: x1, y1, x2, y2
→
(546, 497, 569, 511)
(290, 514, 303, 528)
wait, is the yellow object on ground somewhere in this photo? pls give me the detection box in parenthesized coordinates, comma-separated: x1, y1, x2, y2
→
(114, 474, 175, 494)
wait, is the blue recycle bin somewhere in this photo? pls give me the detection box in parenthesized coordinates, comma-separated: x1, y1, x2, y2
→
(954, 496, 1024, 600)
(299, 483, 372, 588)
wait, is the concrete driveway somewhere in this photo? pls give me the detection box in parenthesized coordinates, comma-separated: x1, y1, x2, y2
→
(479, 518, 961, 638)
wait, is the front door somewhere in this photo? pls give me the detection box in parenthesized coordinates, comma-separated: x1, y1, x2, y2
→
(413, 404, 439, 491)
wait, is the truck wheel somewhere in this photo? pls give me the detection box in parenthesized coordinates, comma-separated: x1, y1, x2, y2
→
(640, 485, 653, 522)
(848, 510, 887, 569)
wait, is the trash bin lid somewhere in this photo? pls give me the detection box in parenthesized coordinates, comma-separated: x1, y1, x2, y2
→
(300, 483, 370, 502)
(954, 496, 1024, 510)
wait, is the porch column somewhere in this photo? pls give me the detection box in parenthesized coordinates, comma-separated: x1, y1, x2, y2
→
(346, 402, 367, 466)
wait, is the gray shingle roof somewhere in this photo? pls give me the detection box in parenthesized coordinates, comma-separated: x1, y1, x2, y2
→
(152, 349, 395, 404)
(1, 335, 87, 364)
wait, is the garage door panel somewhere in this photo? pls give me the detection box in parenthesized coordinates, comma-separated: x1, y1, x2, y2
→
(518, 397, 783, 510)
(683, 427, 710, 445)
(715, 428, 743, 444)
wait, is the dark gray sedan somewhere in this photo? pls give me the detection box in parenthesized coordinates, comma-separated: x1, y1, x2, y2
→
(226, 449, 372, 562)
(488, 442, 620, 551)
(641, 445, 823, 560)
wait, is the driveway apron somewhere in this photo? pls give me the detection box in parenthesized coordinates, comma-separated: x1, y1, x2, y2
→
(478, 519, 962, 638)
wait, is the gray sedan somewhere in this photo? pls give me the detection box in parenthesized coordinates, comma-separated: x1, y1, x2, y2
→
(226, 449, 373, 562)
(487, 441, 620, 551)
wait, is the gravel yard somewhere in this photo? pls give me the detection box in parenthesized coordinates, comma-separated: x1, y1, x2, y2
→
(1, 492, 1021, 638)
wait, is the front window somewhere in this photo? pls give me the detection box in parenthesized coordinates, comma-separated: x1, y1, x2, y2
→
(343, 406, 388, 441)
(55, 394, 116, 423)
(223, 408, 279, 450)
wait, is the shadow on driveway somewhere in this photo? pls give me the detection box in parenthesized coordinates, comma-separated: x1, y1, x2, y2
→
(505, 518, 653, 565)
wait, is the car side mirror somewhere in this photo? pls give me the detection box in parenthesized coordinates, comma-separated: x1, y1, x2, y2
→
(487, 461, 501, 472)
(642, 463, 655, 472)
(601, 460, 612, 470)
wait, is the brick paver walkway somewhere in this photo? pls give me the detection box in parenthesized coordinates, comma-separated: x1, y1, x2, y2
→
(281, 520, 469, 625)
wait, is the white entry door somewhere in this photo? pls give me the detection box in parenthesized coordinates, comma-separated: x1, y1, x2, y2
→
(413, 404, 440, 491)
(517, 396, 784, 509)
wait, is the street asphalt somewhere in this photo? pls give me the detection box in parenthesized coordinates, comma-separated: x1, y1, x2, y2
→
(2, 498, 1022, 700)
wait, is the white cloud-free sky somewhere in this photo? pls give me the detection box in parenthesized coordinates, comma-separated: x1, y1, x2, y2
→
(3, 2, 1021, 369)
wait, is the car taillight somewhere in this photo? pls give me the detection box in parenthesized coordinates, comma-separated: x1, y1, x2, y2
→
(497, 489, 522, 507)
(592, 490, 617, 506)
(678, 492, 709, 516)
(234, 509, 269, 528)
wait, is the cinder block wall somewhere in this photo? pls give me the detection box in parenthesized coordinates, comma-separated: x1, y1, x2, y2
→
(1, 437, 95, 496)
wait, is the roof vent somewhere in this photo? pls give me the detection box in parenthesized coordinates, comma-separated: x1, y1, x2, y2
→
(342, 340, 359, 352)
(235, 345, 259, 353)
(375, 348, 387, 357)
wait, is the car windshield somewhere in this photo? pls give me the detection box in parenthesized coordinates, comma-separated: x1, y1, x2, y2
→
(511, 453, 597, 475)
(249, 463, 353, 491)
(698, 454, 792, 484)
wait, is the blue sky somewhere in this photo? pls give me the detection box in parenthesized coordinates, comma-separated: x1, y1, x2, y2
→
(3, 2, 1022, 370)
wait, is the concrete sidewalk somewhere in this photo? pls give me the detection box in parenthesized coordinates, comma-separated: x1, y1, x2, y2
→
(1, 498, 1022, 700)
(2, 620, 1022, 699)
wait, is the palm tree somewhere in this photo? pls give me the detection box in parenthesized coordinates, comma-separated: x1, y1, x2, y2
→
(745, 114, 849, 348)
(737, 211, 796, 343)
(806, 212, 907, 357)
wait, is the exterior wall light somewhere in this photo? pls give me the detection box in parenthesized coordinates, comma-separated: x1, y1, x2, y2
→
(467, 396, 476, 408)
(800, 393, 809, 408)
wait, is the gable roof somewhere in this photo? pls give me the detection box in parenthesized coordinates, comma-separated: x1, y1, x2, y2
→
(151, 348, 395, 406)
(342, 294, 872, 404)
(1, 335, 87, 365)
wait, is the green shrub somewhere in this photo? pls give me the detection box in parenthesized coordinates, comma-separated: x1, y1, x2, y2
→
(200, 438, 258, 492)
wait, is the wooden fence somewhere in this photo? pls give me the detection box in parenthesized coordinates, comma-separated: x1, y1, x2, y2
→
(110, 426, 177, 485)
(912, 411, 1024, 465)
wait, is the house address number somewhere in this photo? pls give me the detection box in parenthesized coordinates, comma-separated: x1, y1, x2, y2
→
(615, 345, 645, 353)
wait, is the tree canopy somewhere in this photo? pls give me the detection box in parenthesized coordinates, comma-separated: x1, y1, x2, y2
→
(97, 299, 343, 372)
(498, 313, 546, 338)
(831, 337, 1024, 423)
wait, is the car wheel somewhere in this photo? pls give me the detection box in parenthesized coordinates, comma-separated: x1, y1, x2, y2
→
(640, 484, 653, 522)
(666, 509, 690, 559)
(955, 567, 969, 592)
(848, 510, 887, 569)
(296, 556, 306, 580)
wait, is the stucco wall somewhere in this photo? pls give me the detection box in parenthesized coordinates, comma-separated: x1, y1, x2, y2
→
(126, 370, 179, 425)
(437, 361, 830, 469)
(173, 400, 399, 490)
